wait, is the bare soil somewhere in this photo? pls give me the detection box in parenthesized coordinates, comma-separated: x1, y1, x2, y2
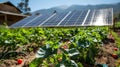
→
(95, 43, 117, 67)
(0, 44, 38, 67)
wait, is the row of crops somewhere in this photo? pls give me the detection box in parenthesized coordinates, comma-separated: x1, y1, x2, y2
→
(0, 27, 109, 67)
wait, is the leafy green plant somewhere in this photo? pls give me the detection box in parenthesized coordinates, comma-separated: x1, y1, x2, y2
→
(0, 26, 109, 66)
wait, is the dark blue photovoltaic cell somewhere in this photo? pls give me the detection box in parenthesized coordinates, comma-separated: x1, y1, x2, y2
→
(65, 11, 82, 26)
(41, 14, 58, 26)
(42, 12, 68, 26)
(106, 9, 112, 24)
(84, 10, 94, 25)
(74, 10, 88, 25)
(25, 14, 52, 27)
(11, 15, 37, 27)
(59, 11, 76, 25)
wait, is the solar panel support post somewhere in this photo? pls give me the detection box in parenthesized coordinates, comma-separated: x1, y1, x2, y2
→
(111, 8, 115, 31)
(4, 14, 7, 22)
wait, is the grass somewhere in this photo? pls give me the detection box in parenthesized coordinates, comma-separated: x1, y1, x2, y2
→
(111, 31, 120, 47)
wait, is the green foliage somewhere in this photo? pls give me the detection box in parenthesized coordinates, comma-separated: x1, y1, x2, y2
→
(115, 21, 120, 28)
(0, 27, 45, 59)
(36, 44, 57, 58)
(29, 58, 43, 67)
(29, 27, 108, 67)
(0, 27, 109, 66)
(111, 31, 120, 47)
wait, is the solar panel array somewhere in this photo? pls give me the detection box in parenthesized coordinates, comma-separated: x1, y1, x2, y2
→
(10, 8, 113, 28)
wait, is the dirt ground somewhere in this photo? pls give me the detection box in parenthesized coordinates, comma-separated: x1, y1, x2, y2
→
(0, 52, 36, 67)
(95, 43, 117, 67)
(0, 44, 38, 67)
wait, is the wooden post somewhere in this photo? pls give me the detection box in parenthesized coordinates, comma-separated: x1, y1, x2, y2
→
(4, 14, 7, 22)
(113, 17, 117, 32)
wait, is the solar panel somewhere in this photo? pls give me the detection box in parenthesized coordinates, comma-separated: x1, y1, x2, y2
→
(41, 12, 68, 26)
(74, 10, 89, 26)
(10, 8, 113, 28)
(84, 10, 94, 25)
(11, 14, 37, 27)
(25, 14, 52, 27)
(65, 11, 83, 26)
(91, 9, 113, 26)
(41, 13, 58, 26)
(59, 11, 76, 26)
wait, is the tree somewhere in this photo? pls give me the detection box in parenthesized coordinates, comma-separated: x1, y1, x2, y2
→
(18, 0, 31, 15)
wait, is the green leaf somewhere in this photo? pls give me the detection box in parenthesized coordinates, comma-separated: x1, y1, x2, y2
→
(56, 60, 78, 67)
(36, 45, 57, 58)
(65, 48, 79, 57)
(29, 58, 43, 67)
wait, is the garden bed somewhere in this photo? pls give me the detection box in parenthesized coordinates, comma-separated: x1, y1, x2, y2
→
(0, 27, 120, 67)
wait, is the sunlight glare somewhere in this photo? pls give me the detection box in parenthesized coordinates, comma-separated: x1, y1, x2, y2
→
(93, 14, 105, 26)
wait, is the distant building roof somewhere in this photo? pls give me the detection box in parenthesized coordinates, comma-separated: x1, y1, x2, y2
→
(0, 1, 22, 13)
(0, 1, 29, 26)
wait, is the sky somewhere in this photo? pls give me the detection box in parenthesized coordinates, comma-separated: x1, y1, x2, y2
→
(0, 0, 120, 12)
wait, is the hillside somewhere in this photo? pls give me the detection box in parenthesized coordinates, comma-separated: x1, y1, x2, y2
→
(33, 2, 120, 15)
